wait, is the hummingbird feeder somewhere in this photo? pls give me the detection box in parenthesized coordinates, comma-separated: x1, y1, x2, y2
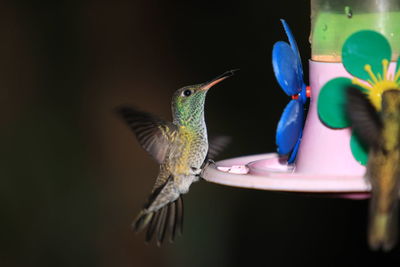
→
(203, 0, 400, 198)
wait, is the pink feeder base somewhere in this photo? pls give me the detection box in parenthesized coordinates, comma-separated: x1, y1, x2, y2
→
(202, 153, 370, 199)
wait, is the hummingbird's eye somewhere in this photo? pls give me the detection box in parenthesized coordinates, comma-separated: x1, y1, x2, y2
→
(182, 89, 192, 97)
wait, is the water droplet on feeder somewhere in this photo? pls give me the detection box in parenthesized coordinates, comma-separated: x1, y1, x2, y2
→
(344, 6, 352, 18)
(322, 24, 328, 31)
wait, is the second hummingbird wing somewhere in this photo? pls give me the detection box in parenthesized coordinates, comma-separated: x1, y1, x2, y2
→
(116, 106, 177, 164)
(207, 135, 231, 160)
(199, 135, 231, 172)
(346, 86, 382, 147)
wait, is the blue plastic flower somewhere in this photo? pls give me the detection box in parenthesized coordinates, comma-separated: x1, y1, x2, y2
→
(272, 19, 309, 163)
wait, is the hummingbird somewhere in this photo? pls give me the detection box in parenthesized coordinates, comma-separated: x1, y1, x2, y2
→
(347, 87, 400, 251)
(116, 70, 234, 246)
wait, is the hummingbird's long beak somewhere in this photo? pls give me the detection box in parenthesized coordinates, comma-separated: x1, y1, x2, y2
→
(200, 69, 239, 91)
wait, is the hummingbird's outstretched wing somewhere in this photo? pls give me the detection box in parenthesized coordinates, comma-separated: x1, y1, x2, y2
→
(116, 106, 177, 164)
(132, 175, 183, 246)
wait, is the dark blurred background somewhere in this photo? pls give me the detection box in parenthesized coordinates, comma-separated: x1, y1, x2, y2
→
(1, 0, 400, 266)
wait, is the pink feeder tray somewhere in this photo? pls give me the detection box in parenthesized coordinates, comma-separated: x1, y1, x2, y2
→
(203, 153, 370, 199)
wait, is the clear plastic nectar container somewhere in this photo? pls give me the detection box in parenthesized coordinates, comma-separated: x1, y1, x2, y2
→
(311, 0, 400, 62)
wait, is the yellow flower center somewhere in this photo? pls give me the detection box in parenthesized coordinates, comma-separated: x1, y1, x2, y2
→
(352, 59, 400, 110)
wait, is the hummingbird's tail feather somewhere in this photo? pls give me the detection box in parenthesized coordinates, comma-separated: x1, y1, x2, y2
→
(132, 212, 153, 233)
(132, 195, 184, 246)
(368, 195, 399, 251)
(176, 195, 184, 236)
(154, 206, 167, 246)
(145, 210, 160, 242)
(167, 201, 177, 242)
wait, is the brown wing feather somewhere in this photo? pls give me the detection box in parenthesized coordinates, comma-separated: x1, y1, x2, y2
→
(116, 106, 177, 163)
(346, 87, 382, 147)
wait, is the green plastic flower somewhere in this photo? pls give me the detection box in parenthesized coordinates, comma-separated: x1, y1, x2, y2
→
(318, 30, 400, 165)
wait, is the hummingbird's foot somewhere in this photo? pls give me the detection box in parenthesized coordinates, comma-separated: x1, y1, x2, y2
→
(206, 159, 216, 166)
(198, 159, 216, 180)
(190, 166, 202, 175)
